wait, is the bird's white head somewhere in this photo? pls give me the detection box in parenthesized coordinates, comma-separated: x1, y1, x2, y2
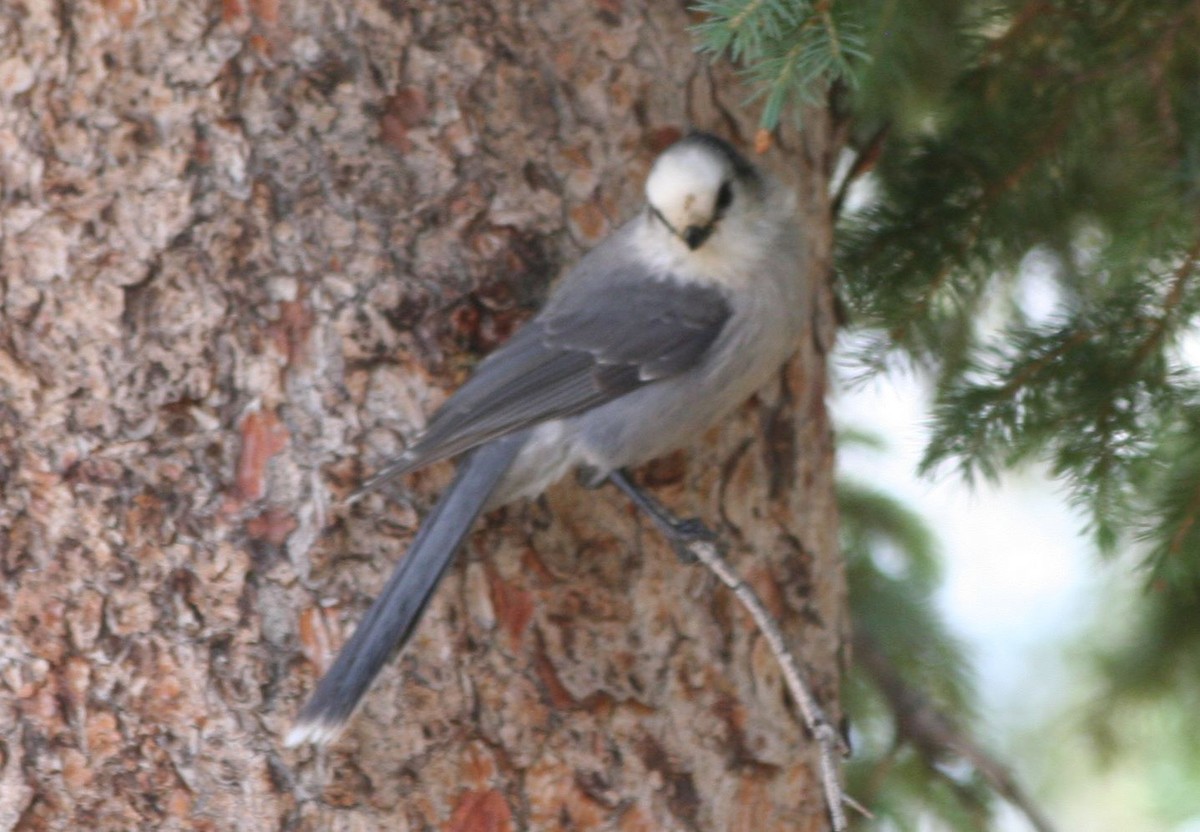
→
(644, 133, 761, 253)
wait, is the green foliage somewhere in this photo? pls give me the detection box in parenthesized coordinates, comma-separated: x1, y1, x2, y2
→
(836, 1, 1200, 572)
(840, 484, 970, 709)
(692, 0, 869, 127)
(696, 0, 1200, 823)
(1025, 576, 1200, 827)
(1094, 588, 1200, 712)
(700, 0, 1200, 574)
(700, 0, 1200, 571)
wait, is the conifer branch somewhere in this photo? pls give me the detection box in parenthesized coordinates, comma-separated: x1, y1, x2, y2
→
(887, 105, 1074, 347)
(727, 0, 767, 34)
(983, 1, 1054, 61)
(832, 123, 890, 217)
(816, 0, 846, 66)
(1148, 26, 1183, 158)
(854, 630, 1058, 832)
(693, 0, 865, 128)
(999, 329, 1092, 397)
(1131, 238, 1200, 368)
(1167, 475, 1200, 556)
(983, 112, 1071, 204)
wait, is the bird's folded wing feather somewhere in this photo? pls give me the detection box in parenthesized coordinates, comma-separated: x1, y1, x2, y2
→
(356, 274, 731, 493)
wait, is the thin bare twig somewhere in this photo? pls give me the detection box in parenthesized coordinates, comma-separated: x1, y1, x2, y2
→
(607, 471, 857, 830)
(689, 537, 852, 830)
(832, 122, 890, 218)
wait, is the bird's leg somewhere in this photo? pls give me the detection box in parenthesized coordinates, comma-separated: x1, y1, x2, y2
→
(605, 469, 721, 564)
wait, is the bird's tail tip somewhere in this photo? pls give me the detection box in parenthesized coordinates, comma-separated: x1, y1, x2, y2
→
(284, 714, 348, 748)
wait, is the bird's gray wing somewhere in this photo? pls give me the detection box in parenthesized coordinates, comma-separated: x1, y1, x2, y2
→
(356, 273, 731, 494)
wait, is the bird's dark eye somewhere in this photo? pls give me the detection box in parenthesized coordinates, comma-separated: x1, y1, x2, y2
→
(715, 181, 734, 213)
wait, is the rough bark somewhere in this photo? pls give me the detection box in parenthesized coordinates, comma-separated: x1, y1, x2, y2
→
(0, 1, 845, 830)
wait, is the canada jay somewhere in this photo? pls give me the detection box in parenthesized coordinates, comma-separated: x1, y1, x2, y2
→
(287, 132, 805, 746)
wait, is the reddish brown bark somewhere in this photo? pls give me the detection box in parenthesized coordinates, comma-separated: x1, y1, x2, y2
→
(0, 1, 845, 829)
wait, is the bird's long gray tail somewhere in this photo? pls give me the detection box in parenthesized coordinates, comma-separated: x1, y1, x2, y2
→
(286, 433, 526, 746)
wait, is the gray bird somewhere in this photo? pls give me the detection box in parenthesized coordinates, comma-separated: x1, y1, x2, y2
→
(286, 132, 805, 746)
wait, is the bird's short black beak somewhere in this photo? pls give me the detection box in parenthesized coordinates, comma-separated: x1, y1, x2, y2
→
(682, 224, 714, 250)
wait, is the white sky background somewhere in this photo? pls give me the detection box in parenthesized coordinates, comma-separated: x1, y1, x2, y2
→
(827, 169, 1200, 830)
(829, 359, 1104, 831)
(831, 356, 1200, 831)
(831, 367, 1099, 713)
(828, 179, 1104, 730)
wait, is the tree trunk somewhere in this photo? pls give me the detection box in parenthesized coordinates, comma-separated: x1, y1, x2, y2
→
(0, 1, 844, 829)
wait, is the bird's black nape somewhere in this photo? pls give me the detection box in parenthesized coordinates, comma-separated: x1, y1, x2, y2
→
(678, 131, 761, 183)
